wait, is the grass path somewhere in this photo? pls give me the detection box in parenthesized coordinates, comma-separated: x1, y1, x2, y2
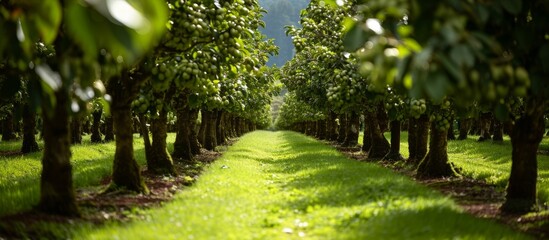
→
(74, 131, 527, 239)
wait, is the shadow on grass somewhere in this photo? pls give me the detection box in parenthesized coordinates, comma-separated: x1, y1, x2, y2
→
(264, 132, 439, 209)
(0, 143, 147, 217)
(263, 131, 526, 239)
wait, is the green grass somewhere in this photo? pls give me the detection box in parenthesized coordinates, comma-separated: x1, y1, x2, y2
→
(357, 131, 549, 206)
(0, 134, 175, 216)
(65, 131, 526, 239)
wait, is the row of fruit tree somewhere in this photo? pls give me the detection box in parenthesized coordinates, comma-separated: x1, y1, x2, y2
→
(276, 0, 549, 213)
(0, 0, 278, 216)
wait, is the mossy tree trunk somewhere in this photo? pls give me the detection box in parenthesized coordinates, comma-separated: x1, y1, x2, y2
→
(148, 108, 175, 175)
(108, 72, 147, 193)
(407, 117, 418, 161)
(457, 118, 471, 140)
(492, 119, 504, 142)
(365, 109, 389, 159)
(227, 114, 237, 138)
(343, 112, 359, 147)
(234, 117, 242, 136)
(216, 110, 227, 145)
(337, 114, 347, 144)
(383, 120, 403, 161)
(189, 109, 202, 155)
(21, 103, 39, 153)
(502, 106, 545, 213)
(137, 114, 153, 162)
(38, 88, 78, 216)
(326, 112, 338, 141)
(447, 117, 455, 140)
(172, 103, 194, 161)
(198, 109, 207, 146)
(70, 116, 82, 144)
(317, 119, 327, 140)
(2, 112, 17, 141)
(417, 123, 457, 179)
(377, 104, 389, 132)
(91, 109, 103, 143)
(203, 109, 217, 150)
(408, 114, 429, 165)
(361, 116, 372, 152)
(226, 114, 235, 138)
(477, 112, 492, 141)
(103, 116, 114, 142)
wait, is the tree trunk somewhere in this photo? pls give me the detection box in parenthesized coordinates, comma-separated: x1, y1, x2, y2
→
(501, 109, 544, 213)
(492, 119, 504, 142)
(383, 120, 403, 161)
(327, 112, 338, 141)
(148, 109, 175, 175)
(317, 119, 327, 140)
(366, 110, 390, 159)
(172, 105, 194, 161)
(362, 115, 372, 152)
(138, 114, 153, 162)
(337, 114, 347, 144)
(91, 109, 103, 143)
(189, 109, 202, 155)
(198, 109, 207, 145)
(377, 104, 389, 132)
(203, 109, 218, 150)
(407, 117, 418, 161)
(228, 114, 237, 138)
(408, 114, 429, 165)
(70, 117, 82, 144)
(37, 89, 78, 216)
(216, 111, 226, 145)
(447, 118, 456, 140)
(82, 119, 91, 135)
(111, 107, 148, 192)
(108, 71, 148, 193)
(2, 112, 17, 141)
(104, 116, 114, 142)
(457, 118, 471, 140)
(21, 104, 39, 153)
(234, 117, 242, 136)
(478, 112, 492, 141)
(343, 112, 359, 147)
(417, 123, 457, 179)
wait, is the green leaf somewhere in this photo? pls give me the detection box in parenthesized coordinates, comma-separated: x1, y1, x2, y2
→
(65, 4, 99, 61)
(475, 5, 489, 24)
(65, 0, 167, 64)
(425, 70, 449, 104)
(32, 0, 62, 44)
(98, 96, 111, 116)
(440, 24, 459, 44)
(500, 0, 522, 15)
(343, 22, 368, 52)
(439, 53, 465, 84)
(450, 44, 474, 68)
(396, 55, 412, 84)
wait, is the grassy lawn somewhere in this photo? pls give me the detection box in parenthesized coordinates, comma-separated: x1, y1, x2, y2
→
(357, 131, 549, 206)
(65, 131, 526, 239)
(0, 134, 174, 216)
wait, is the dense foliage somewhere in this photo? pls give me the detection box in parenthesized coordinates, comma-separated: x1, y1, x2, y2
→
(276, 0, 549, 213)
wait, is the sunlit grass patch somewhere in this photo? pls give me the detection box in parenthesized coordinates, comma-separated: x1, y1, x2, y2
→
(0, 134, 170, 216)
(358, 131, 549, 207)
(69, 131, 526, 239)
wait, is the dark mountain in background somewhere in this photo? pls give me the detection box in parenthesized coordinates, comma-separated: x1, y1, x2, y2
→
(259, 0, 308, 67)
